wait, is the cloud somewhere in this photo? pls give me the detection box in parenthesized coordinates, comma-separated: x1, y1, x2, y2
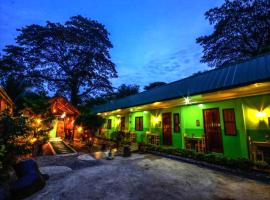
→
(111, 45, 209, 90)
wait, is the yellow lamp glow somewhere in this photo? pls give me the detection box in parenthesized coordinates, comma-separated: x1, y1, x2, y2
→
(36, 119, 41, 124)
(61, 112, 66, 119)
(256, 111, 266, 118)
(153, 117, 159, 123)
(30, 137, 37, 144)
(77, 126, 83, 132)
(116, 119, 121, 124)
(130, 108, 133, 112)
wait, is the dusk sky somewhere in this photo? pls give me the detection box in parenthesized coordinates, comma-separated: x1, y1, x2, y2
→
(0, 0, 224, 90)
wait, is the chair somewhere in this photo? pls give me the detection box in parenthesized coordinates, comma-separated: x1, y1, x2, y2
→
(196, 135, 206, 152)
(154, 135, 160, 146)
(248, 136, 264, 161)
(130, 132, 136, 142)
(184, 137, 192, 150)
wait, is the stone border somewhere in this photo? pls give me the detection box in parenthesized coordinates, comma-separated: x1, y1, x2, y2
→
(47, 142, 56, 155)
(146, 150, 270, 184)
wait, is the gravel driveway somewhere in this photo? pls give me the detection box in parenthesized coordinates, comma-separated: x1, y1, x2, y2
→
(27, 153, 270, 200)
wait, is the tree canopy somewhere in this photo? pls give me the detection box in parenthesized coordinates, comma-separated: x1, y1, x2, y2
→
(144, 82, 166, 91)
(196, 0, 270, 68)
(0, 15, 117, 106)
(114, 84, 140, 99)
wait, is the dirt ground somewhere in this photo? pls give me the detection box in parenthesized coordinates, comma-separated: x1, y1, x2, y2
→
(27, 153, 270, 200)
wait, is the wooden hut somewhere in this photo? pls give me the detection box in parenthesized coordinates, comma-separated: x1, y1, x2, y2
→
(50, 96, 80, 141)
(0, 86, 14, 114)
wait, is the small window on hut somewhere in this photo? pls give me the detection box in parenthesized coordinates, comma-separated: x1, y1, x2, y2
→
(173, 113, 180, 133)
(107, 119, 112, 129)
(135, 117, 143, 131)
(223, 109, 236, 135)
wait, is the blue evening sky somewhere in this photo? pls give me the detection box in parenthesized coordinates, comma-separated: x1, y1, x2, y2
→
(0, 0, 224, 90)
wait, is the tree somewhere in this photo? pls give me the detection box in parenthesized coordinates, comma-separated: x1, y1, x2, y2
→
(196, 0, 270, 68)
(0, 15, 117, 106)
(2, 76, 32, 104)
(114, 84, 140, 99)
(144, 82, 166, 91)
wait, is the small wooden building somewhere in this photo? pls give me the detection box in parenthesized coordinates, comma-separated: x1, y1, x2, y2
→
(50, 96, 80, 141)
(0, 86, 14, 114)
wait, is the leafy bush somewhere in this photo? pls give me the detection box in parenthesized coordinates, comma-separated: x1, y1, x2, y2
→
(254, 161, 270, 170)
(142, 144, 269, 171)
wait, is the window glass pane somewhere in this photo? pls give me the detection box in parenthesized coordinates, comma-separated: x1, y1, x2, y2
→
(135, 117, 143, 131)
(223, 109, 236, 135)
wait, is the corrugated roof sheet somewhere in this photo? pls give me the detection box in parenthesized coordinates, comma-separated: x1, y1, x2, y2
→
(92, 54, 270, 113)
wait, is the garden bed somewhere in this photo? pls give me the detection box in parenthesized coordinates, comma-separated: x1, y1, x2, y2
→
(140, 145, 270, 183)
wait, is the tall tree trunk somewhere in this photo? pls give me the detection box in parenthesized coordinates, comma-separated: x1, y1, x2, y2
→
(71, 87, 78, 107)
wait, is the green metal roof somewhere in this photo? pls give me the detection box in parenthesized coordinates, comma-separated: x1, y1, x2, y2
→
(92, 54, 270, 113)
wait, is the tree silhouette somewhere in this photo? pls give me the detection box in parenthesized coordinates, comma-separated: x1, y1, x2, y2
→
(144, 82, 166, 91)
(197, 0, 270, 68)
(0, 15, 117, 106)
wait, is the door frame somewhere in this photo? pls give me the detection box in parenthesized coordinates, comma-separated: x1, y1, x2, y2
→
(203, 108, 223, 153)
(162, 112, 172, 145)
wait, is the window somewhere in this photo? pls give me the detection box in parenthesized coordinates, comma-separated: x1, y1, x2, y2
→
(107, 119, 112, 129)
(135, 117, 143, 131)
(223, 109, 236, 135)
(173, 113, 180, 133)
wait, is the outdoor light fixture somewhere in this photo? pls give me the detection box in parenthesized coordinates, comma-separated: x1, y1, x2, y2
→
(117, 109, 121, 112)
(117, 115, 121, 117)
(153, 102, 161, 105)
(104, 113, 107, 116)
(130, 108, 133, 112)
(153, 117, 159, 123)
(256, 111, 266, 118)
(97, 113, 101, 115)
(143, 111, 148, 113)
(184, 97, 190, 105)
(77, 126, 83, 133)
(61, 112, 66, 119)
(198, 104, 204, 108)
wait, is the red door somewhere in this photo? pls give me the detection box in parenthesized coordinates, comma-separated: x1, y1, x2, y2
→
(162, 113, 172, 145)
(120, 117, 125, 131)
(203, 108, 223, 153)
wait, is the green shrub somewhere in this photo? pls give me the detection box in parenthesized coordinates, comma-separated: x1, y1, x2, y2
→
(254, 161, 270, 170)
(141, 144, 269, 171)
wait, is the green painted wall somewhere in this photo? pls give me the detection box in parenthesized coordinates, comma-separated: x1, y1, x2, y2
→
(49, 120, 57, 138)
(101, 93, 270, 159)
(242, 94, 270, 142)
(180, 99, 247, 158)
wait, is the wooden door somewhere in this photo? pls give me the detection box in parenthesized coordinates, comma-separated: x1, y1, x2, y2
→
(162, 113, 172, 145)
(120, 117, 125, 131)
(203, 108, 223, 153)
(56, 119, 65, 139)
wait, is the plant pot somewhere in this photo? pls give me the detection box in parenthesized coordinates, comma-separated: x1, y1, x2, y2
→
(123, 145, 131, 157)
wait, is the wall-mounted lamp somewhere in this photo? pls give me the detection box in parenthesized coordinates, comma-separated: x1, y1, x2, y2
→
(256, 111, 266, 118)
(184, 97, 190, 105)
(61, 112, 66, 119)
(153, 117, 159, 123)
(198, 104, 203, 108)
(77, 126, 83, 133)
